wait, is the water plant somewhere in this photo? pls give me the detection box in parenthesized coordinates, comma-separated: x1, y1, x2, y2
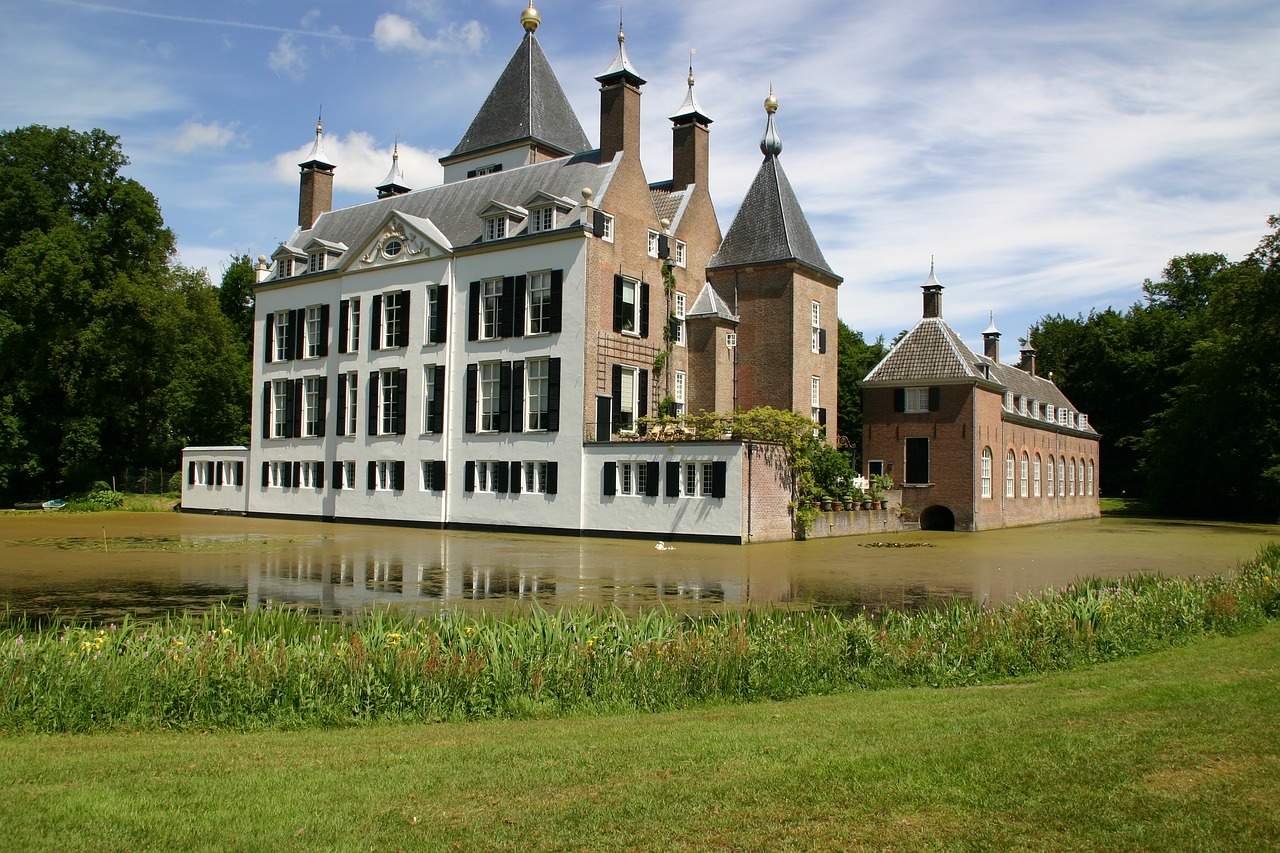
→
(1, 544, 1276, 734)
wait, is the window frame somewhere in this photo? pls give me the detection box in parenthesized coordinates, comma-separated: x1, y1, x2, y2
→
(525, 357, 550, 432)
(1020, 452, 1029, 498)
(484, 216, 507, 242)
(528, 206, 555, 234)
(980, 447, 992, 499)
(379, 369, 400, 436)
(647, 230, 660, 258)
(481, 278, 502, 340)
(673, 291, 686, 346)
(303, 376, 323, 438)
(271, 379, 290, 439)
(527, 271, 552, 336)
(478, 361, 502, 433)
(904, 387, 930, 413)
(673, 370, 686, 417)
(619, 277, 639, 336)
(1033, 454, 1042, 498)
(1005, 450, 1016, 498)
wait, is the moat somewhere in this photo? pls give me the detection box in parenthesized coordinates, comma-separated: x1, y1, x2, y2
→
(1, 511, 1276, 622)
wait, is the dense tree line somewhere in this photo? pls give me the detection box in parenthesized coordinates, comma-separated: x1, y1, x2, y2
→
(0, 125, 252, 501)
(1032, 217, 1280, 520)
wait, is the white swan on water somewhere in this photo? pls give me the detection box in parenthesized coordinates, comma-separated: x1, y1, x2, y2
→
(655, 541, 675, 551)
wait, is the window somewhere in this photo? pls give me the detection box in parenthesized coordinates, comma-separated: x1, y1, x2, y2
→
(616, 365, 640, 432)
(527, 272, 552, 335)
(1047, 456, 1056, 498)
(867, 460, 884, 478)
(674, 240, 686, 268)
(1004, 392, 1015, 411)
(484, 216, 507, 241)
(344, 372, 358, 436)
(373, 369, 407, 436)
(1045, 404, 1056, 423)
(420, 460, 446, 492)
(337, 461, 356, 491)
(1005, 451, 1016, 498)
(274, 312, 291, 362)
(308, 252, 324, 274)
(1058, 457, 1066, 497)
(305, 305, 323, 359)
(479, 361, 501, 432)
(529, 207, 555, 233)
(1088, 460, 1095, 496)
(299, 461, 322, 489)
(1079, 414, 1090, 431)
(339, 297, 360, 354)
(811, 376, 822, 422)
(468, 163, 502, 178)
(526, 357, 549, 431)
(811, 301, 821, 353)
(618, 461, 649, 496)
(684, 462, 716, 497)
(268, 460, 290, 488)
(382, 291, 406, 349)
(619, 277, 639, 334)
(276, 257, 292, 278)
(1068, 460, 1077, 496)
(474, 460, 499, 493)
(673, 291, 686, 346)
(1020, 452, 1029, 498)
(481, 278, 502, 340)
(303, 376, 324, 437)
(422, 365, 445, 434)
(981, 447, 992, 499)
(425, 286, 446, 345)
(904, 387, 930, 413)
(599, 213, 614, 242)
(374, 460, 398, 491)
(272, 379, 291, 439)
(674, 370, 686, 417)
(1033, 454, 1042, 498)
(524, 461, 550, 494)
(647, 230, 660, 257)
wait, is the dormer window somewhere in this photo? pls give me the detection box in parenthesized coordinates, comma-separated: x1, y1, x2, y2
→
(484, 216, 507, 242)
(1004, 391, 1014, 411)
(529, 206, 556, 234)
(308, 252, 325, 273)
(277, 258, 292, 278)
(1045, 404, 1056, 422)
(1018, 396, 1028, 416)
(1058, 408, 1070, 427)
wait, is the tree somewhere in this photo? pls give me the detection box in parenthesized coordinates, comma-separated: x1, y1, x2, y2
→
(836, 320, 886, 466)
(218, 253, 257, 346)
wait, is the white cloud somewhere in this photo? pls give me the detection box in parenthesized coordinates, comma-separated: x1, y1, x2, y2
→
(173, 120, 239, 153)
(268, 33, 308, 80)
(373, 14, 485, 56)
(271, 132, 445, 194)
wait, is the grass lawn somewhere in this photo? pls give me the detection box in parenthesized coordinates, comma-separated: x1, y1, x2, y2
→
(3, 624, 1277, 851)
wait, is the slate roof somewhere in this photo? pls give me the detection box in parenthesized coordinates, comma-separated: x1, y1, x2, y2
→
(648, 182, 688, 226)
(707, 155, 838, 280)
(276, 152, 613, 259)
(687, 282, 738, 321)
(447, 32, 591, 161)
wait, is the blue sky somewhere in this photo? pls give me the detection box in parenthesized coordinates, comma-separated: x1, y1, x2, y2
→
(3, 0, 1278, 351)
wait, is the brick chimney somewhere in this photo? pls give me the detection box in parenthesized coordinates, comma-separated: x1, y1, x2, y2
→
(596, 24, 645, 162)
(1019, 337, 1037, 375)
(983, 314, 1001, 362)
(921, 259, 943, 318)
(671, 57, 711, 190)
(298, 116, 334, 229)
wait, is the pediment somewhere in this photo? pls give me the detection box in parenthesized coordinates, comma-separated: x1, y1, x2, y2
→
(348, 212, 452, 271)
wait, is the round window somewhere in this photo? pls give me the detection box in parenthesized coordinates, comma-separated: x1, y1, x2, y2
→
(382, 239, 404, 258)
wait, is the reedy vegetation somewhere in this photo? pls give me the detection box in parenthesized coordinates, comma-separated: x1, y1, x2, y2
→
(3, 544, 1277, 734)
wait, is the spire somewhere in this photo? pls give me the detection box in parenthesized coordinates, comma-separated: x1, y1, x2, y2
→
(376, 137, 410, 199)
(597, 8, 646, 86)
(983, 311, 1000, 336)
(300, 111, 333, 169)
(670, 48, 710, 125)
(760, 83, 782, 157)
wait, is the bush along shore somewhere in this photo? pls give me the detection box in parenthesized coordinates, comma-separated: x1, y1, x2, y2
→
(2, 544, 1277, 734)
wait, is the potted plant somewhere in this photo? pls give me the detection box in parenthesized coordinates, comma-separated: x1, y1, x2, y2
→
(869, 473, 894, 510)
(820, 495, 833, 512)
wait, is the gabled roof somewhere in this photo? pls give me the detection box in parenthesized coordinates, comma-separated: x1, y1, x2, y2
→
(648, 182, 688, 228)
(687, 282, 738, 322)
(446, 32, 591, 162)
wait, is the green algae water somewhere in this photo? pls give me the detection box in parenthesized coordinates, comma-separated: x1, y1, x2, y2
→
(0, 512, 1275, 621)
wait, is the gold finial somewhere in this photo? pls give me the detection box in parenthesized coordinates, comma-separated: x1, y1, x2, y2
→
(764, 82, 778, 114)
(521, 2, 541, 32)
(618, 5, 625, 42)
(688, 48, 696, 87)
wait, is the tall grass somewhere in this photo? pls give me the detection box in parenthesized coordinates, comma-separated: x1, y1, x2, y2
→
(2, 545, 1277, 734)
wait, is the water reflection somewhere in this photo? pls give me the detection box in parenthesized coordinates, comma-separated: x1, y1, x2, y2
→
(0, 512, 1276, 622)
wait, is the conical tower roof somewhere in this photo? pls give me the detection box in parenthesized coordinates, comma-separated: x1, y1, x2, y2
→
(446, 12, 590, 162)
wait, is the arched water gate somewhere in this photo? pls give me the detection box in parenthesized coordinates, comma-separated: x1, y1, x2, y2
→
(919, 505, 956, 531)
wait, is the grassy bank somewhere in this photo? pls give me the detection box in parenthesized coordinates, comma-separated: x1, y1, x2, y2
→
(3, 545, 1277, 734)
(2, 624, 1278, 850)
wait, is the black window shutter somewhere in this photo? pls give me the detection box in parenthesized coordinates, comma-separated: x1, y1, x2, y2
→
(464, 460, 476, 492)
(658, 234, 670, 259)
(292, 461, 301, 489)
(645, 461, 660, 497)
(498, 361, 512, 432)
(236, 461, 244, 484)
(512, 275, 526, 338)
(639, 281, 650, 338)
(508, 461, 521, 494)
(261, 461, 269, 488)
(818, 407, 828, 426)
(595, 395, 612, 442)
(549, 269, 563, 333)
(431, 365, 445, 433)
(893, 389, 905, 412)
(510, 360, 525, 433)
(397, 291, 411, 347)
(613, 275, 624, 332)
(367, 372, 379, 435)
(496, 461, 508, 493)
(394, 460, 405, 491)
(666, 461, 681, 497)
(499, 276, 515, 338)
(592, 209, 606, 237)
(332, 461, 342, 489)
(819, 327, 827, 354)
(395, 369, 408, 435)
(611, 364, 623, 432)
(431, 460, 446, 491)
(467, 281, 480, 341)
(316, 461, 325, 490)
(316, 377, 328, 437)
(547, 358, 561, 432)
(261, 382, 271, 439)
(338, 300, 349, 354)
(291, 309, 305, 360)
(545, 462, 558, 495)
(336, 373, 347, 436)
(638, 369, 649, 418)
(286, 379, 301, 438)
(436, 286, 448, 342)
(367, 460, 377, 491)
(370, 294, 383, 351)
(319, 303, 330, 356)
(464, 364, 478, 433)
(712, 461, 728, 498)
(264, 313, 274, 363)
(603, 461, 617, 496)
(929, 386, 941, 412)
(187, 461, 195, 485)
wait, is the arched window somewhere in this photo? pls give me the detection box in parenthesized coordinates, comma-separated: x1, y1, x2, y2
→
(981, 447, 993, 499)
(1058, 457, 1066, 498)
(1005, 450, 1016, 498)
(1033, 454, 1042, 498)
(1047, 454, 1055, 498)
(1087, 460, 1095, 496)
(1020, 452, 1029, 498)
(1079, 459, 1086, 497)
(1068, 459, 1076, 496)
